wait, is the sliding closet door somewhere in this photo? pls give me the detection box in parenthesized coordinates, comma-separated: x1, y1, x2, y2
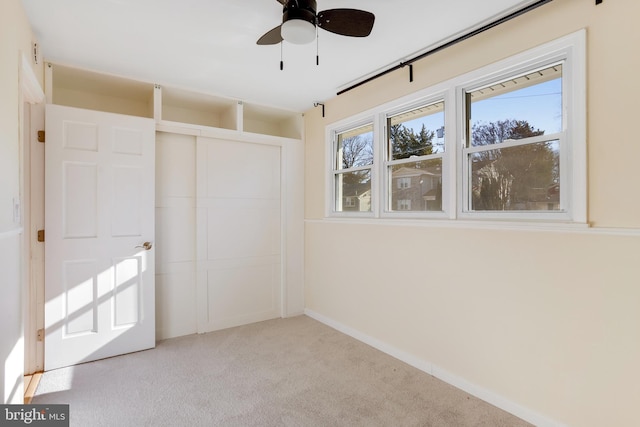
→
(196, 137, 281, 333)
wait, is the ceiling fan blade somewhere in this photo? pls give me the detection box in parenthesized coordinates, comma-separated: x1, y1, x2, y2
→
(317, 9, 375, 37)
(257, 25, 283, 45)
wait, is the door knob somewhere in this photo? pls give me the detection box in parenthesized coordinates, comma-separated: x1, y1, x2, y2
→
(135, 242, 153, 250)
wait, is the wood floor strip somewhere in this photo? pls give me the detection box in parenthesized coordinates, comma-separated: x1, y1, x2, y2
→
(24, 372, 43, 404)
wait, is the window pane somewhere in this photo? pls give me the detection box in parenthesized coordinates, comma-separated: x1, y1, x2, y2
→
(388, 101, 445, 160)
(389, 159, 442, 212)
(336, 125, 373, 170)
(468, 64, 562, 147)
(335, 170, 371, 212)
(470, 140, 560, 211)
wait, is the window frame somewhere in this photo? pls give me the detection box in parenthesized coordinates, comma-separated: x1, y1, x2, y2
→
(455, 39, 585, 222)
(325, 30, 586, 225)
(327, 118, 377, 218)
(382, 95, 451, 219)
(459, 62, 566, 218)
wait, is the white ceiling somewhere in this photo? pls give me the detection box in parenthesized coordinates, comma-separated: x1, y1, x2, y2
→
(21, 0, 540, 113)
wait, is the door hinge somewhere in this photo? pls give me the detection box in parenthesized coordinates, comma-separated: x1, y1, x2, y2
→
(37, 229, 45, 242)
(37, 329, 44, 342)
(37, 130, 45, 143)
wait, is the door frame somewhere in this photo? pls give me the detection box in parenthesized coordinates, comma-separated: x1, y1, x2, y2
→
(20, 52, 45, 375)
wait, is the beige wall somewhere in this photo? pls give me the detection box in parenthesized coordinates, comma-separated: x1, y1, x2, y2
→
(0, 0, 38, 231)
(0, 0, 42, 404)
(304, 0, 640, 426)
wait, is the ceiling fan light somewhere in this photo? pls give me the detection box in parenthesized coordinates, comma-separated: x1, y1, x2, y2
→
(281, 19, 316, 44)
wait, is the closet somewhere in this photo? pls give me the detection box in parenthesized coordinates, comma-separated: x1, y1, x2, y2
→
(44, 63, 304, 341)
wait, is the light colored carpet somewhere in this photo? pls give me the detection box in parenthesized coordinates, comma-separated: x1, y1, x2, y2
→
(33, 315, 531, 426)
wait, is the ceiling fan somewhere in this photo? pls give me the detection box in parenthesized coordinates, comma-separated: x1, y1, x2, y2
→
(257, 0, 375, 46)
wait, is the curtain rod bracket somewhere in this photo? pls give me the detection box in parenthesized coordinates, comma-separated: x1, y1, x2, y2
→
(314, 102, 325, 117)
(400, 62, 414, 83)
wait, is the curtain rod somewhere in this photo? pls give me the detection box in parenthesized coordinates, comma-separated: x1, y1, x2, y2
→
(336, 0, 554, 97)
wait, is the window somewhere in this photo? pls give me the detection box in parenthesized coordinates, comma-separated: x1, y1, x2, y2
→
(397, 178, 411, 189)
(386, 100, 445, 213)
(397, 199, 412, 210)
(463, 64, 563, 214)
(331, 123, 374, 213)
(326, 31, 585, 224)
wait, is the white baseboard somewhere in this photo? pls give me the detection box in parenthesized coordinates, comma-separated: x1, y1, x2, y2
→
(283, 310, 305, 318)
(304, 308, 567, 427)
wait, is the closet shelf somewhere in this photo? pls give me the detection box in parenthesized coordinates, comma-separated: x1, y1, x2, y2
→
(46, 63, 303, 140)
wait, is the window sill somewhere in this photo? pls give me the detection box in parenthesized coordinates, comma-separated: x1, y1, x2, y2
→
(313, 216, 595, 234)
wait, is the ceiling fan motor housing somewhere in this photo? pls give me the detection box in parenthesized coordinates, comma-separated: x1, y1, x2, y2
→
(283, 0, 317, 26)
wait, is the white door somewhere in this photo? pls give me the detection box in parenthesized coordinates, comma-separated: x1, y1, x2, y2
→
(196, 137, 282, 333)
(44, 105, 155, 371)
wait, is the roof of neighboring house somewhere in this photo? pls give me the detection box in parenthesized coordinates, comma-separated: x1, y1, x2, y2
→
(342, 182, 371, 198)
(392, 166, 441, 179)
